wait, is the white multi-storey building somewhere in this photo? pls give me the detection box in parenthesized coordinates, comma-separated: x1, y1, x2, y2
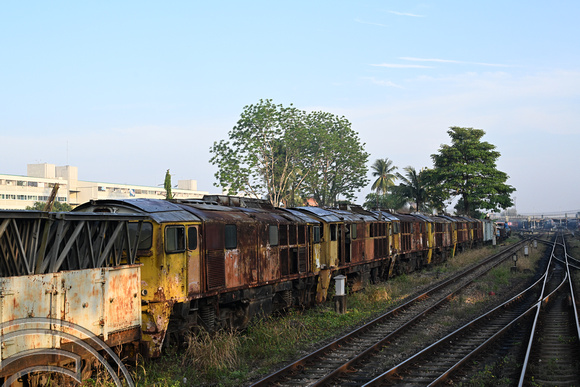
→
(0, 163, 210, 210)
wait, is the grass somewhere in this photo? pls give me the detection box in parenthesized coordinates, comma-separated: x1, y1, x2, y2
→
(461, 356, 518, 386)
(102, 239, 539, 386)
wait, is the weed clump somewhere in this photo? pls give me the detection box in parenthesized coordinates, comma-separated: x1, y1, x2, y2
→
(182, 329, 240, 378)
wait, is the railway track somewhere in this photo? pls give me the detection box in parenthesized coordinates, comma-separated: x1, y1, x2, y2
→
(251, 239, 531, 387)
(519, 233, 580, 386)
(359, 232, 580, 386)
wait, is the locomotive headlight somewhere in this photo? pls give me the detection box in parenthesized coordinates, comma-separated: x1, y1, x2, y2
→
(142, 289, 148, 296)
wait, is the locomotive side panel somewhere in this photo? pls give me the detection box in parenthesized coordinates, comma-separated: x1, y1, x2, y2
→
(186, 225, 202, 294)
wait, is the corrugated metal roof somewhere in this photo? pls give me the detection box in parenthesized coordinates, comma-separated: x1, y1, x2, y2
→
(74, 199, 201, 223)
(372, 211, 400, 221)
(293, 207, 376, 223)
(431, 215, 452, 223)
(293, 207, 343, 222)
(412, 213, 434, 222)
(282, 208, 321, 224)
(177, 201, 310, 224)
(437, 215, 458, 223)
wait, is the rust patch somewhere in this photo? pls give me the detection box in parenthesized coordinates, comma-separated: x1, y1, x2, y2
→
(154, 286, 166, 301)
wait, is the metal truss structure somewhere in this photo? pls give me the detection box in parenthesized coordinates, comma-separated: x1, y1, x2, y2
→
(0, 211, 146, 277)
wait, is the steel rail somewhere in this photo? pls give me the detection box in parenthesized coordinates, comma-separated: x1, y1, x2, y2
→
(563, 233, 580, 343)
(517, 232, 573, 386)
(361, 269, 554, 386)
(251, 239, 531, 387)
(362, 246, 567, 386)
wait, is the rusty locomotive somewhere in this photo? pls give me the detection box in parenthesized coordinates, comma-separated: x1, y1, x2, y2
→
(0, 194, 498, 379)
(71, 195, 497, 358)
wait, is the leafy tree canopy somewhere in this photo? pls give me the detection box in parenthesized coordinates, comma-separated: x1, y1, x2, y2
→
(363, 192, 407, 212)
(430, 127, 515, 217)
(26, 201, 72, 212)
(210, 100, 369, 207)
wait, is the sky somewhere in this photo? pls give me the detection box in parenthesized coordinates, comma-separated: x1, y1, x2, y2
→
(1, 1, 579, 216)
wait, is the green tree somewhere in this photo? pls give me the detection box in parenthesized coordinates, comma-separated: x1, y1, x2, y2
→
(26, 201, 72, 212)
(394, 166, 429, 212)
(300, 111, 369, 207)
(363, 192, 407, 211)
(421, 168, 447, 213)
(370, 158, 398, 195)
(210, 100, 314, 206)
(430, 127, 515, 217)
(164, 169, 173, 200)
(210, 100, 369, 207)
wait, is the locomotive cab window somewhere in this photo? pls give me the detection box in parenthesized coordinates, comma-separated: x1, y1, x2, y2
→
(298, 225, 306, 244)
(225, 224, 237, 249)
(165, 225, 185, 253)
(351, 224, 357, 239)
(393, 222, 400, 234)
(188, 226, 198, 250)
(330, 224, 337, 241)
(313, 226, 321, 243)
(279, 224, 288, 245)
(129, 222, 153, 250)
(269, 225, 279, 246)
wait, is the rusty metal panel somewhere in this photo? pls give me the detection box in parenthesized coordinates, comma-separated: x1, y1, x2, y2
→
(187, 248, 202, 295)
(225, 249, 241, 288)
(0, 266, 141, 360)
(237, 223, 257, 285)
(0, 273, 57, 358)
(207, 250, 225, 289)
(103, 266, 141, 335)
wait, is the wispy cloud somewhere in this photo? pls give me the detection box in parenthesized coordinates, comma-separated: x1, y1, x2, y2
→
(354, 18, 387, 27)
(400, 57, 515, 68)
(362, 77, 404, 88)
(371, 63, 433, 69)
(388, 10, 424, 17)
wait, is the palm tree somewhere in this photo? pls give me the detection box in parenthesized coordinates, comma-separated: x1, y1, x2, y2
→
(371, 158, 398, 195)
(396, 166, 428, 212)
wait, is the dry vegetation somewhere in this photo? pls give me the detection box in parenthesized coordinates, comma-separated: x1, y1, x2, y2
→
(82, 236, 544, 386)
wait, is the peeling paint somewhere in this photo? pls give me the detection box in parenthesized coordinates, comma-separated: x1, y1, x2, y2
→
(0, 266, 141, 360)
